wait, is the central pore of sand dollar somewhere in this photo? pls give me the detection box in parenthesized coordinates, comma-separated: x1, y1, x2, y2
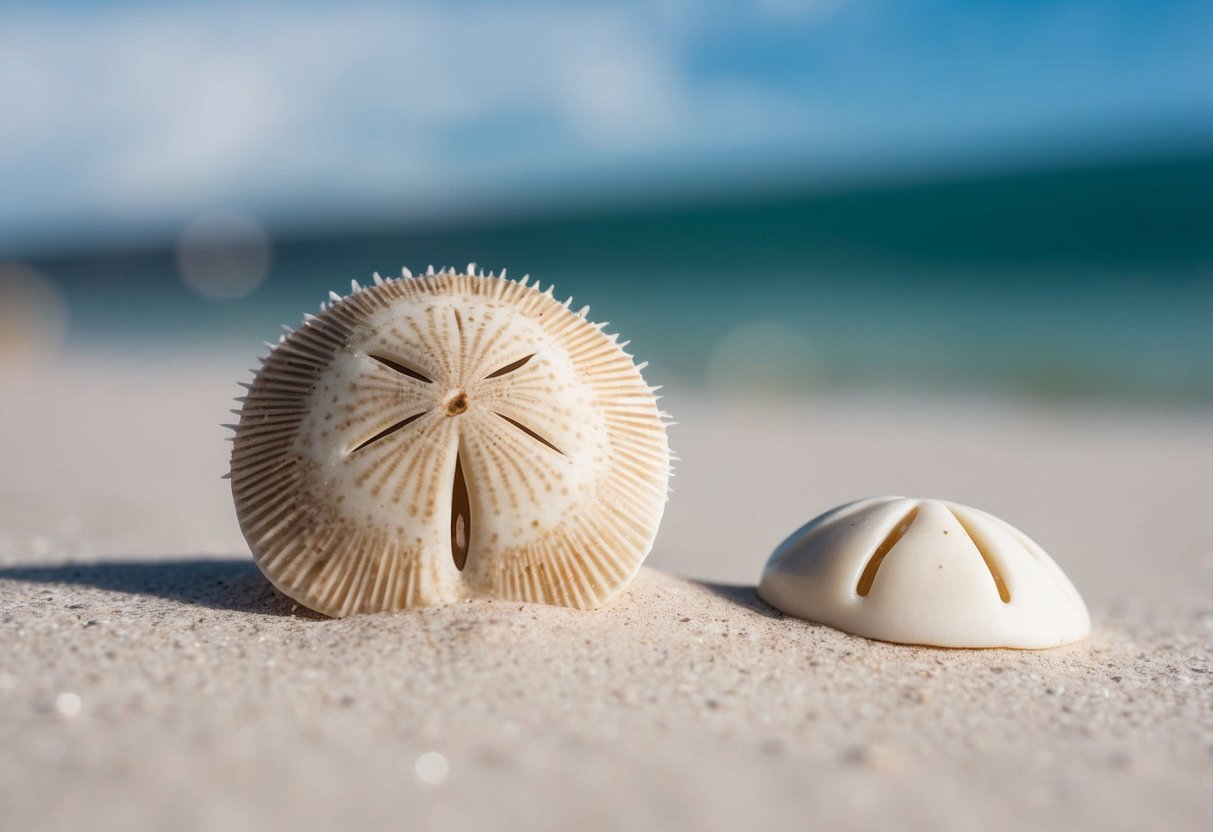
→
(443, 389, 469, 416)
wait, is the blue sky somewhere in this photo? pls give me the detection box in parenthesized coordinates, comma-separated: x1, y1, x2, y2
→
(1, 0, 1210, 253)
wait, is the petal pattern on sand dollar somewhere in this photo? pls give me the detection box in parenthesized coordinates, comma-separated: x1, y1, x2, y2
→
(229, 269, 671, 616)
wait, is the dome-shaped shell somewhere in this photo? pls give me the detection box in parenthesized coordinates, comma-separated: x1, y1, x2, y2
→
(757, 497, 1090, 648)
(229, 267, 671, 616)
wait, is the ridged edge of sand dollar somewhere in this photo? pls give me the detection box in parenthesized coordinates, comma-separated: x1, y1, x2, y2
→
(227, 266, 672, 615)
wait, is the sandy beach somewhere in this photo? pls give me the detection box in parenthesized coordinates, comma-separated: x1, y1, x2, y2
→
(2, 356, 1212, 831)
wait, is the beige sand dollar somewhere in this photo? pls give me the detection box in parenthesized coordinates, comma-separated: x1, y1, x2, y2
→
(758, 496, 1090, 648)
(229, 266, 671, 616)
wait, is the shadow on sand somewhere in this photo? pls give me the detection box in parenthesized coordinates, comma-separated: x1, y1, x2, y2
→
(0, 559, 780, 621)
(0, 558, 323, 618)
(692, 581, 784, 619)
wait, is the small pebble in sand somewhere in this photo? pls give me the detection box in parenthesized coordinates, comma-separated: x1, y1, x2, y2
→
(758, 737, 786, 756)
(841, 743, 900, 772)
(415, 751, 450, 786)
(54, 692, 82, 718)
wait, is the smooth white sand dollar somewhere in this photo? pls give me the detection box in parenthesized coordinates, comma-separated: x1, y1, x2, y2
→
(229, 267, 671, 616)
(758, 497, 1090, 648)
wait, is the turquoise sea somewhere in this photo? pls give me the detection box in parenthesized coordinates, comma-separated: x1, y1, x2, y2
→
(19, 149, 1213, 402)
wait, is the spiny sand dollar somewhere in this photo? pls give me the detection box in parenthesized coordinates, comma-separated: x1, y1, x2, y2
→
(229, 266, 672, 616)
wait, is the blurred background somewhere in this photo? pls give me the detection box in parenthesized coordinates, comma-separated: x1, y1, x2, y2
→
(1, 0, 1210, 402)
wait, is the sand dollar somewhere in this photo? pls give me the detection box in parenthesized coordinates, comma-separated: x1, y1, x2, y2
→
(230, 267, 671, 616)
(758, 497, 1090, 648)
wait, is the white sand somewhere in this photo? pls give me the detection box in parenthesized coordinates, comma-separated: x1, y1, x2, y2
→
(2, 357, 1212, 831)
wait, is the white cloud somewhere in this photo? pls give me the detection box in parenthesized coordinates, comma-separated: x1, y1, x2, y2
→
(2, 0, 1208, 250)
(0, 1, 840, 247)
(0, 3, 726, 238)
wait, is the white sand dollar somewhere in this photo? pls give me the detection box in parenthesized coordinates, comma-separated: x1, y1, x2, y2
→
(229, 267, 671, 616)
(758, 497, 1090, 648)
